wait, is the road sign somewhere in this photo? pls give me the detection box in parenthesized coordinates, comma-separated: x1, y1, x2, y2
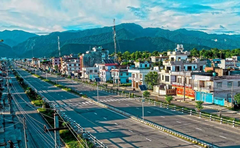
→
(139, 85, 147, 91)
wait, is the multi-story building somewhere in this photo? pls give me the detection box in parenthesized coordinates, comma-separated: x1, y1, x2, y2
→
(80, 46, 109, 76)
(150, 54, 168, 63)
(52, 57, 61, 72)
(61, 54, 80, 76)
(31, 58, 38, 68)
(81, 67, 99, 81)
(128, 68, 158, 90)
(134, 61, 151, 69)
(96, 59, 118, 82)
(217, 58, 240, 69)
(192, 74, 240, 107)
(153, 44, 207, 96)
(111, 65, 132, 84)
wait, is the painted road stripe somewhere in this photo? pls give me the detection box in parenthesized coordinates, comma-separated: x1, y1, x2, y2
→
(219, 135, 227, 139)
(146, 138, 151, 142)
(196, 128, 202, 131)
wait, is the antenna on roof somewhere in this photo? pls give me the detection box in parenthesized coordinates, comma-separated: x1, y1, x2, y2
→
(58, 36, 61, 57)
(113, 19, 117, 62)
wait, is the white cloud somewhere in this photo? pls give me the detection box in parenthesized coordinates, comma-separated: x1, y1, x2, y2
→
(0, 0, 240, 34)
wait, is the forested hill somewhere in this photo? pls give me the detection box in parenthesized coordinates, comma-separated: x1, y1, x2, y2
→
(2, 23, 240, 57)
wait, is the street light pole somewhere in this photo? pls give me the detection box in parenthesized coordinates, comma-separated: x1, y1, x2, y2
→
(97, 82, 99, 102)
(142, 93, 144, 120)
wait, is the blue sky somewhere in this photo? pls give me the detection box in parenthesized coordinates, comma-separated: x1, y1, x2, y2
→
(0, 0, 240, 35)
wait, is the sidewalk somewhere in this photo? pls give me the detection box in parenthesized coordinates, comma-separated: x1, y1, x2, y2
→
(105, 83, 240, 120)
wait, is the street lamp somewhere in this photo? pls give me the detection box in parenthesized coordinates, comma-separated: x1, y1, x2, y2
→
(95, 77, 101, 102)
(139, 85, 147, 121)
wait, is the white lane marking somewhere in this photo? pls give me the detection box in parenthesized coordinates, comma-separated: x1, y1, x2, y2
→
(129, 130, 133, 133)
(160, 116, 165, 118)
(176, 121, 181, 123)
(126, 104, 129, 106)
(219, 135, 227, 139)
(103, 117, 107, 120)
(147, 111, 151, 114)
(94, 113, 97, 115)
(115, 123, 118, 125)
(146, 138, 151, 142)
(196, 128, 202, 131)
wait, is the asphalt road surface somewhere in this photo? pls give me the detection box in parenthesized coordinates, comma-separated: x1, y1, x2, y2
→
(10, 73, 56, 148)
(15, 67, 198, 148)
(30, 68, 240, 148)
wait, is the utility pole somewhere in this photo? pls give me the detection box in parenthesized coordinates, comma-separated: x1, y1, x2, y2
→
(54, 113, 60, 148)
(183, 70, 186, 101)
(231, 81, 234, 108)
(23, 117, 28, 148)
(113, 19, 117, 62)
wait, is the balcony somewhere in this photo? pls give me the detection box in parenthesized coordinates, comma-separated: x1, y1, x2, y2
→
(172, 82, 192, 88)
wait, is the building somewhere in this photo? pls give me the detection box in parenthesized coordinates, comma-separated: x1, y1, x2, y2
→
(80, 46, 109, 75)
(192, 73, 240, 107)
(31, 58, 38, 68)
(61, 54, 80, 76)
(52, 57, 61, 72)
(96, 59, 118, 82)
(150, 54, 168, 63)
(217, 58, 240, 69)
(128, 68, 158, 90)
(153, 44, 207, 96)
(111, 65, 132, 84)
(134, 61, 151, 68)
(81, 67, 99, 81)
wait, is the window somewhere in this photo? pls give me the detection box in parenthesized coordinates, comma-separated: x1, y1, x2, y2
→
(140, 74, 142, 78)
(227, 81, 233, 88)
(238, 81, 240, 87)
(90, 70, 93, 73)
(120, 73, 123, 76)
(177, 78, 182, 83)
(162, 75, 164, 80)
(94, 70, 97, 73)
(145, 64, 147, 67)
(217, 82, 222, 88)
(165, 76, 169, 82)
(132, 74, 135, 78)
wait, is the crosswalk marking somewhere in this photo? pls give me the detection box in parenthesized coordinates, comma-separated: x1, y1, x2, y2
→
(99, 98, 134, 103)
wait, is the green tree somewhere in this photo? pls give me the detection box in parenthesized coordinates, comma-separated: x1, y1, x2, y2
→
(143, 91, 150, 98)
(122, 51, 131, 61)
(151, 50, 160, 56)
(234, 93, 240, 105)
(145, 71, 159, 89)
(195, 101, 204, 112)
(190, 48, 199, 57)
(165, 95, 173, 104)
(54, 65, 59, 72)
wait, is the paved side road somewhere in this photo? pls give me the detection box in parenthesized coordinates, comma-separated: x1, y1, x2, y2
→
(34, 69, 240, 148)
(16, 67, 199, 148)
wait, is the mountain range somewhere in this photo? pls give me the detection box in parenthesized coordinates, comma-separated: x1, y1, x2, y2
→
(1, 23, 240, 58)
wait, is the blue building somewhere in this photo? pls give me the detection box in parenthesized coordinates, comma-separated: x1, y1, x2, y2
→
(111, 66, 132, 84)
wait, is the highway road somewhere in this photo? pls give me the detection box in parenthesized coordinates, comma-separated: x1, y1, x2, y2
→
(15, 67, 198, 148)
(32, 68, 240, 148)
(10, 73, 56, 148)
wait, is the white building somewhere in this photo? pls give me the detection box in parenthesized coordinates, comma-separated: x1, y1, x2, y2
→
(81, 67, 99, 81)
(128, 68, 158, 90)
